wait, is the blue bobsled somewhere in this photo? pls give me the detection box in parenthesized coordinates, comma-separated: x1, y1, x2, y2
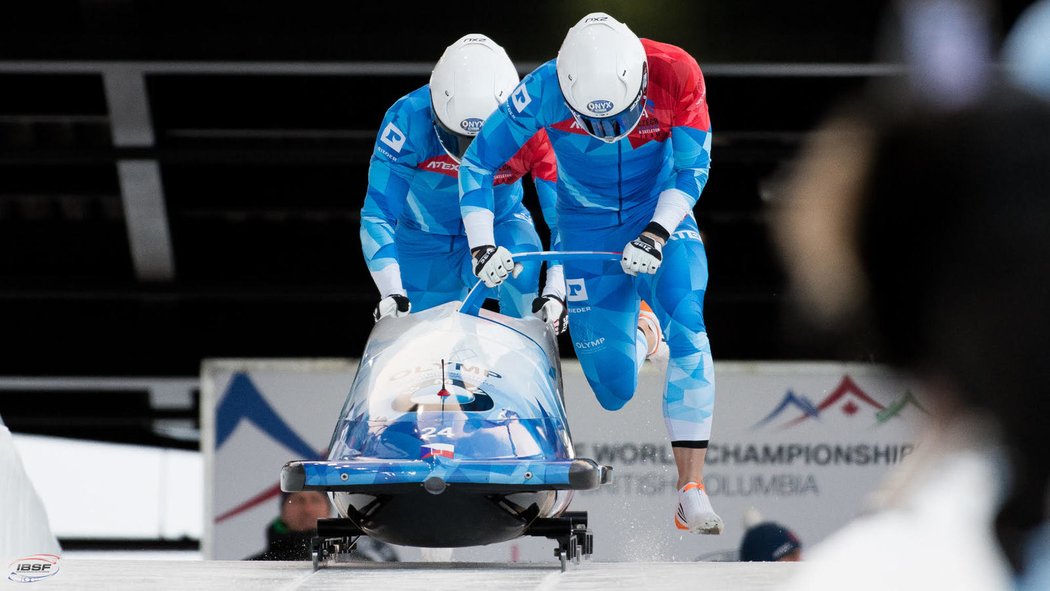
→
(281, 252, 615, 566)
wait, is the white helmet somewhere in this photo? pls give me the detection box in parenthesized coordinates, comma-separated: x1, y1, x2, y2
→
(430, 34, 519, 162)
(557, 13, 648, 143)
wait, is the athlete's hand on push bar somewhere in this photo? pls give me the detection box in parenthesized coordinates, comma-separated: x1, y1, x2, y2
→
(621, 222, 669, 276)
(471, 245, 518, 288)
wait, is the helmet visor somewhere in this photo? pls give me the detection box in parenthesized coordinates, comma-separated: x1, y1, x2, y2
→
(565, 62, 648, 143)
(432, 110, 475, 163)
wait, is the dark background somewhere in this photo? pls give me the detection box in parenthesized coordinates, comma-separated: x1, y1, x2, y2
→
(0, 0, 1038, 379)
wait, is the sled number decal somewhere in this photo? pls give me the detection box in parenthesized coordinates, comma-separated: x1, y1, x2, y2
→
(419, 426, 455, 440)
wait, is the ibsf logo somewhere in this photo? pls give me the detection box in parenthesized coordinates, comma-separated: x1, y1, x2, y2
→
(7, 555, 60, 583)
(459, 118, 484, 133)
(587, 100, 614, 114)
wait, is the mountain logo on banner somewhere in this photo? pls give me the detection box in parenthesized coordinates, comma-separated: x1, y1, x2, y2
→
(754, 375, 924, 431)
(215, 372, 320, 458)
(752, 390, 820, 429)
(875, 390, 929, 424)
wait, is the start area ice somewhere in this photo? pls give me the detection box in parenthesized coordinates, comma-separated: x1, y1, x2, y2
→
(3, 560, 799, 590)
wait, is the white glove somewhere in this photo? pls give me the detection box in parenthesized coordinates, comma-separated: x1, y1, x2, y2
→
(471, 245, 516, 288)
(621, 233, 664, 275)
(373, 294, 411, 322)
(532, 295, 567, 334)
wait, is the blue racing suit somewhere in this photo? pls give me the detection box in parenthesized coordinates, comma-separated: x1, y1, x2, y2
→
(361, 85, 561, 318)
(459, 39, 715, 445)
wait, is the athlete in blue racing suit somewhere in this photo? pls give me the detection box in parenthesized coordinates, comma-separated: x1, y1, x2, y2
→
(361, 36, 563, 322)
(459, 14, 722, 534)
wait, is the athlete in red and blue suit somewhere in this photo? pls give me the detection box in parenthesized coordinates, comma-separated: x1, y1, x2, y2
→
(459, 13, 722, 534)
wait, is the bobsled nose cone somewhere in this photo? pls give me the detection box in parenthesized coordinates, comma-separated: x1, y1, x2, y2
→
(424, 476, 447, 495)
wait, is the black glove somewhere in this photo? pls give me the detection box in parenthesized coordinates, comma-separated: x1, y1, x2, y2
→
(532, 294, 568, 334)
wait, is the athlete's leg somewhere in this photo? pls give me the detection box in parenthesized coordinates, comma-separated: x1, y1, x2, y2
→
(396, 228, 468, 312)
(644, 218, 715, 478)
(563, 257, 647, 410)
(559, 215, 649, 409)
(642, 217, 721, 533)
(492, 213, 542, 319)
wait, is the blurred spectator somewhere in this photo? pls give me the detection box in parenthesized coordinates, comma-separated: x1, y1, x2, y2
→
(775, 88, 1050, 590)
(249, 490, 399, 562)
(739, 522, 801, 563)
(997, 7, 1050, 589)
(693, 508, 802, 562)
(1017, 525, 1050, 591)
(1003, 0, 1050, 100)
(250, 491, 331, 561)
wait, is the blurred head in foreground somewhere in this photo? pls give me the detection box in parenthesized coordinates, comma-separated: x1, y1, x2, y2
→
(776, 88, 1050, 578)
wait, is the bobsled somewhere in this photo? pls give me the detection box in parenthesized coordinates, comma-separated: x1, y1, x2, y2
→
(281, 252, 615, 569)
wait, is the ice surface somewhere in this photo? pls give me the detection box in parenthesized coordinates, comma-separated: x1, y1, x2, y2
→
(4, 559, 798, 590)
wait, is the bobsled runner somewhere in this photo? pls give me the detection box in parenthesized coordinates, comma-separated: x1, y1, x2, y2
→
(281, 252, 616, 570)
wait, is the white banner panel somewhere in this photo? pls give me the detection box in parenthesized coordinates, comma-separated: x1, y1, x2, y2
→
(201, 360, 356, 560)
(203, 360, 927, 562)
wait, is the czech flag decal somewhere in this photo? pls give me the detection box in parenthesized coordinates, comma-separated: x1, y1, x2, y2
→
(420, 443, 455, 460)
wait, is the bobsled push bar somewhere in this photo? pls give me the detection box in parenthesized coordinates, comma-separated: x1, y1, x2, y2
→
(459, 250, 621, 316)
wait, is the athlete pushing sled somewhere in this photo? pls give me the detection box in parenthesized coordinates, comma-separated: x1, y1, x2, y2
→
(360, 34, 566, 328)
(461, 12, 723, 535)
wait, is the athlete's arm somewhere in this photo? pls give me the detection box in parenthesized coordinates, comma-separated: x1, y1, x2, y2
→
(650, 54, 712, 237)
(531, 159, 566, 329)
(460, 70, 549, 250)
(528, 136, 566, 331)
(361, 106, 419, 299)
(623, 53, 711, 276)
(528, 144, 567, 331)
(528, 129, 562, 254)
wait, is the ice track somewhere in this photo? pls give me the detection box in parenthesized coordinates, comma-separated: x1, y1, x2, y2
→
(14, 560, 799, 590)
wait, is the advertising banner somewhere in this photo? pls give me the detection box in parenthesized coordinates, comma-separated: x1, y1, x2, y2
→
(203, 360, 927, 562)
